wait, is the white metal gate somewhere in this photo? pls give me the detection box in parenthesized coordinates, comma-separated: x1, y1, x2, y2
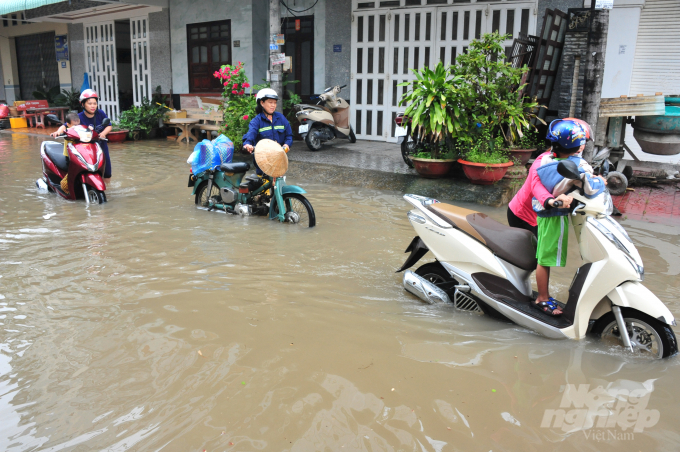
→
(351, 1, 537, 142)
(85, 21, 120, 119)
(130, 15, 152, 105)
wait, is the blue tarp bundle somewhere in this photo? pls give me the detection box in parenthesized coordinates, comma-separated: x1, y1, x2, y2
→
(187, 135, 234, 175)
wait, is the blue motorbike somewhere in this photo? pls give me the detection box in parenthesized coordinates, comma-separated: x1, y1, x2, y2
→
(188, 162, 316, 227)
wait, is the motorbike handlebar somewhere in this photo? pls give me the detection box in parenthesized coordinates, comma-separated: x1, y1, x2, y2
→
(552, 200, 563, 208)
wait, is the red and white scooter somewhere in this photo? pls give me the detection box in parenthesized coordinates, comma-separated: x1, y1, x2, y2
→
(36, 116, 110, 204)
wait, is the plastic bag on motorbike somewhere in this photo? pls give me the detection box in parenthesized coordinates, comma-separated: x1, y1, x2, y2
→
(186, 135, 234, 175)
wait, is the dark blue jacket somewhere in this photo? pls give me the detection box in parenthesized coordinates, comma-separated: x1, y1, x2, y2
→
(242, 112, 293, 148)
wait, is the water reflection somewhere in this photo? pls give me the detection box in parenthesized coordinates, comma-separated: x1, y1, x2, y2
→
(0, 134, 679, 450)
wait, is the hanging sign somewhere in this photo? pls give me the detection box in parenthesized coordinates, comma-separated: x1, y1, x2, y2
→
(276, 34, 285, 45)
(595, 0, 613, 8)
(270, 53, 286, 65)
(55, 35, 69, 61)
(295, 19, 301, 31)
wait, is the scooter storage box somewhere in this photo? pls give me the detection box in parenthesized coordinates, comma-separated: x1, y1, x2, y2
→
(10, 117, 27, 128)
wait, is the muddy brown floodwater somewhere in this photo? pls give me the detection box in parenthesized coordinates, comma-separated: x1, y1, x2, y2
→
(1, 133, 680, 451)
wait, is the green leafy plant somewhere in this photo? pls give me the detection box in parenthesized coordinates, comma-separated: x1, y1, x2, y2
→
(33, 85, 63, 106)
(451, 32, 543, 152)
(513, 128, 545, 149)
(462, 125, 509, 164)
(213, 62, 255, 150)
(57, 87, 81, 111)
(398, 61, 463, 159)
(114, 97, 166, 138)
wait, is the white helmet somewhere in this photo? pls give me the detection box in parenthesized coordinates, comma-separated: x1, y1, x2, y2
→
(256, 88, 279, 101)
(79, 89, 99, 103)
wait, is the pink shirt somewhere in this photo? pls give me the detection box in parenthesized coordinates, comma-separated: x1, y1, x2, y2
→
(508, 151, 554, 227)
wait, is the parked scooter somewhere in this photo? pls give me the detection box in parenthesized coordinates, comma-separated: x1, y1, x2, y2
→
(295, 85, 355, 151)
(189, 162, 316, 227)
(36, 115, 110, 204)
(394, 113, 416, 168)
(397, 160, 677, 358)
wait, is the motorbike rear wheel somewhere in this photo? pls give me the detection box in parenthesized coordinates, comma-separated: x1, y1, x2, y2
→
(272, 193, 316, 228)
(305, 127, 323, 152)
(349, 127, 357, 143)
(195, 182, 221, 207)
(415, 262, 456, 285)
(401, 137, 416, 168)
(591, 308, 677, 358)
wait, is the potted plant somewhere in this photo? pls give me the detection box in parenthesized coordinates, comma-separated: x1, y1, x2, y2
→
(107, 122, 129, 143)
(508, 128, 544, 166)
(116, 97, 167, 140)
(398, 62, 463, 178)
(451, 33, 543, 184)
(458, 126, 513, 184)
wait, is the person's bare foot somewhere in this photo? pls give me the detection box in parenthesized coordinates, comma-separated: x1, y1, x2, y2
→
(104, 178, 111, 186)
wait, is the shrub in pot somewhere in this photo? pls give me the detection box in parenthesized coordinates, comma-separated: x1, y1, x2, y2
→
(450, 33, 543, 183)
(107, 123, 129, 143)
(398, 62, 463, 178)
(508, 129, 544, 166)
(116, 97, 166, 140)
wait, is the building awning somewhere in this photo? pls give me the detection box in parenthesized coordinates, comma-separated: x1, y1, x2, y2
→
(0, 1, 65, 16)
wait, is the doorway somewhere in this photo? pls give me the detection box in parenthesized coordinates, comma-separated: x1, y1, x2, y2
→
(15, 31, 60, 100)
(115, 20, 134, 112)
(282, 15, 314, 100)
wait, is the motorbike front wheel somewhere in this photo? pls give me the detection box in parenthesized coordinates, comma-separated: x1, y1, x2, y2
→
(401, 137, 416, 168)
(305, 128, 323, 152)
(195, 182, 221, 207)
(591, 308, 678, 358)
(85, 186, 106, 204)
(272, 193, 316, 227)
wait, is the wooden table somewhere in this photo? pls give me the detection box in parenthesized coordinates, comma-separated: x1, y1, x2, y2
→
(27, 106, 70, 128)
(167, 118, 200, 143)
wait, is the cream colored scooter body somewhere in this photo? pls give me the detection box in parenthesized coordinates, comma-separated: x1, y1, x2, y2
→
(403, 192, 675, 340)
(295, 85, 351, 137)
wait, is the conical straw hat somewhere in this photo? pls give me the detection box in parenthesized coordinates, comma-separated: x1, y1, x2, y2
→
(254, 139, 288, 177)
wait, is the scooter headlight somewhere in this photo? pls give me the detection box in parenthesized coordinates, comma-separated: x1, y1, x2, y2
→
(587, 217, 643, 280)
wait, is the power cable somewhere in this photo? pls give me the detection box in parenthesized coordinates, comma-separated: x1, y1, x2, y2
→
(280, 0, 319, 16)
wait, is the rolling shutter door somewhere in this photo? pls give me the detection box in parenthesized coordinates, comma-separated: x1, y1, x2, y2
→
(629, 0, 680, 96)
(15, 32, 60, 101)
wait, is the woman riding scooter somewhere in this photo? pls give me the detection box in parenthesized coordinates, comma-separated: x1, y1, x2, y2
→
(242, 88, 293, 178)
(51, 89, 113, 185)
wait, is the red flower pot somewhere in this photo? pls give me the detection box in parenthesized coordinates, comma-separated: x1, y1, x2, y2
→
(107, 130, 128, 143)
(508, 148, 535, 166)
(411, 157, 456, 178)
(458, 159, 513, 185)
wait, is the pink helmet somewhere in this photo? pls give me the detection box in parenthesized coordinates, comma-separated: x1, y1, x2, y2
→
(79, 89, 99, 103)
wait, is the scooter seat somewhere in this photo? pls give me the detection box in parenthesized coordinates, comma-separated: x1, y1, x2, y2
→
(428, 203, 537, 271)
(43, 142, 68, 171)
(220, 162, 250, 173)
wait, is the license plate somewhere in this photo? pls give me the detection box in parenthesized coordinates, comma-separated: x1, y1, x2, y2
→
(299, 124, 309, 134)
(395, 125, 407, 137)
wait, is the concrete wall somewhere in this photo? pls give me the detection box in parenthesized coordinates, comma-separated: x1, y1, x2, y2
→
(169, 0, 259, 93)
(600, 0, 644, 98)
(149, 7, 173, 93)
(325, 0, 351, 100)
(281, 0, 326, 94)
(251, 0, 268, 88)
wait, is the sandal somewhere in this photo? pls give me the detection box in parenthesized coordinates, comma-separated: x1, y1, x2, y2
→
(532, 298, 563, 316)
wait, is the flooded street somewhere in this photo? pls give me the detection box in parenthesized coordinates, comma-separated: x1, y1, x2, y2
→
(2, 133, 680, 451)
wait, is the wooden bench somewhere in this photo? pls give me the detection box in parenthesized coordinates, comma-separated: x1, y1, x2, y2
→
(185, 108, 223, 138)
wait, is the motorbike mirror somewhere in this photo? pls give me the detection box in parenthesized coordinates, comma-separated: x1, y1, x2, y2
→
(45, 114, 61, 125)
(557, 160, 581, 180)
(340, 84, 347, 89)
(100, 118, 111, 127)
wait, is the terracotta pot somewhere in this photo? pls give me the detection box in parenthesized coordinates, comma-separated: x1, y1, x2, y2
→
(458, 159, 513, 185)
(508, 148, 535, 166)
(107, 130, 128, 143)
(411, 157, 456, 178)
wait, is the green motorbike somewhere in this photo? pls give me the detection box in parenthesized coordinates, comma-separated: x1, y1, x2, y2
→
(188, 161, 316, 227)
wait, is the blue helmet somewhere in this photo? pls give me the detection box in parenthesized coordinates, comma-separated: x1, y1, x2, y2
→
(546, 119, 587, 149)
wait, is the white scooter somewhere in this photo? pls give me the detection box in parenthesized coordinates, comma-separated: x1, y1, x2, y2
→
(398, 161, 677, 358)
